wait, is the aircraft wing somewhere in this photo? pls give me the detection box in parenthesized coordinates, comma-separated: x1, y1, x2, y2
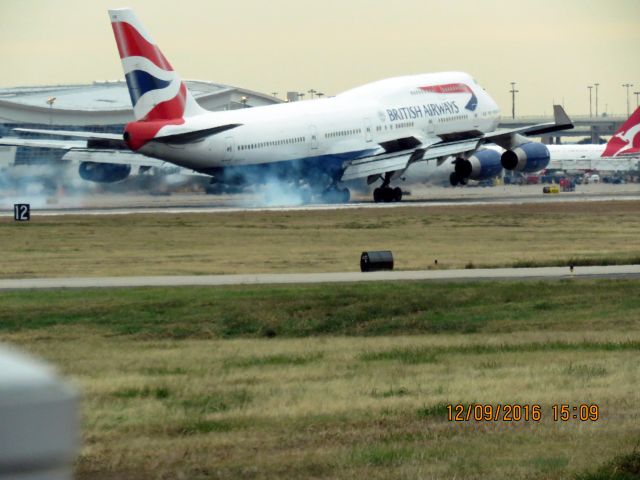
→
(484, 105, 573, 149)
(0, 136, 162, 167)
(12, 128, 123, 140)
(341, 139, 479, 181)
(340, 105, 573, 182)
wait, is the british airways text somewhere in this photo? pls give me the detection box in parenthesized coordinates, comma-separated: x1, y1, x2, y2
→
(387, 101, 460, 122)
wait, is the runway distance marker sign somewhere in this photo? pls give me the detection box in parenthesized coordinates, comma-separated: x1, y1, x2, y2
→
(14, 204, 30, 221)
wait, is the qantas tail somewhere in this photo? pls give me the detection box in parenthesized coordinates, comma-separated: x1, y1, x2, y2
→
(108, 8, 205, 122)
(601, 107, 640, 157)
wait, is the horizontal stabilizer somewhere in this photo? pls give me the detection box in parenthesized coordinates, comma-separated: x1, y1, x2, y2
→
(62, 150, 165, 168)
(13, 128, 123, 140)
(0, 137, 85, 150)
(151, 124, 242, 144)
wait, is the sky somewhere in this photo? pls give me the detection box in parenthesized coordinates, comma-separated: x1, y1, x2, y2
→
(1, 0, 638, 116)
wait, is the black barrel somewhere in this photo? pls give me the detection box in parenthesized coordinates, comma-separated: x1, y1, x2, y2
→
(360, 251, 394, 272)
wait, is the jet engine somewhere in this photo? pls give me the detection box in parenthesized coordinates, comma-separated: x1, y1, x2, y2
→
(78, 162, 131, 183)
(500, 142, 550, 173)
(454, 149, 503, 181)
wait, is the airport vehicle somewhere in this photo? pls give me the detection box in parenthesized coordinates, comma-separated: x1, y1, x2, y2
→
(402, 107, 640, 186)
(0, 8, 572, 203)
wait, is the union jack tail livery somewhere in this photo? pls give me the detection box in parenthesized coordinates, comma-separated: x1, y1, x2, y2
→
(109, 8, 204, 123)
(601, 107, 640, 157)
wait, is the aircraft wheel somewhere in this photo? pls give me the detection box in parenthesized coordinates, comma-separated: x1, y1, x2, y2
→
(373, 188, 382, 203)
(393, 187, 403, 202)
(449, 172, 459, 186)
(383, 187, 394, 202)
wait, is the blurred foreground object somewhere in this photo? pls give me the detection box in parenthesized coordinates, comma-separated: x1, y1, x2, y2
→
(0, 345, 79, 480)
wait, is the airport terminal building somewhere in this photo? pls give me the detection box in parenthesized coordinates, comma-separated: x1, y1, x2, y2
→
(0, 80, 282, 165)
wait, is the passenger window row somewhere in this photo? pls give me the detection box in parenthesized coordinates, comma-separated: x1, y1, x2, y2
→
(239, 136, 305, 151)
(325, 128, 362, 138)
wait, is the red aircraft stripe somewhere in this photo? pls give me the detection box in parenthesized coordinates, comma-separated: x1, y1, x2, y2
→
(419, 83, 472, 94)
(111, 21, 173, 71)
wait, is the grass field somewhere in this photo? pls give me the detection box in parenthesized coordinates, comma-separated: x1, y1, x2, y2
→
(2, 280, 639, 479)
(1, 201, 640, 278)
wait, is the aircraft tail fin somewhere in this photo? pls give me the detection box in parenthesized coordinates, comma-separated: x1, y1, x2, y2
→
(108, 8, 205, 122)
(602, 107, 640, 157)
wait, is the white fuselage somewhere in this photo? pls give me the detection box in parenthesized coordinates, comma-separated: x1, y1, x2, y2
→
(139, 72, 501, 172)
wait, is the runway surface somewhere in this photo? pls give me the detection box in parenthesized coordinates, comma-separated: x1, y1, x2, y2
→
(1, 184, 638, 216)
(1, 265, 639, 290)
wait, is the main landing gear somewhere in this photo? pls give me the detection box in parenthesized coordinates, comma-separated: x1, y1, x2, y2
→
(449, 172, 468, 186)
(373, 186, 402, 202)
(373, 172, 403, 203)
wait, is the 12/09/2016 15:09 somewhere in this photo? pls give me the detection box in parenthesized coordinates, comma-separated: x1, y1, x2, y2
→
(446, 404, 600, 422)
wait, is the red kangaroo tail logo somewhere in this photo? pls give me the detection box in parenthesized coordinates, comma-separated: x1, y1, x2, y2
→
(602, 107, 640, 157)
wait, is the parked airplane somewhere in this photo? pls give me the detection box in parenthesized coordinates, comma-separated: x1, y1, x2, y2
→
(401, 107, 640, 185)
(0, 8, 573, 203)
(546, 107, 640, 172)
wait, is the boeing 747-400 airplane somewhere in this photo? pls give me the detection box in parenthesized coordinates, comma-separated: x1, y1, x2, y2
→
(1, 8, 573, 203)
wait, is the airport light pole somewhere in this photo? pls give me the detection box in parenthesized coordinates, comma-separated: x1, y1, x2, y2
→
(587, 85, 593, 118)
(271, 92, 278, 98)
(316, 92, 325, 99)
(622, 83, 633, 117)
(509, 82, 518, 119)
(635, 91, 640, 108)
(298, 92, 306, 100)
(46, 96, 56, 125)
(594, 83, 599, 117)
(308, 89, 317, 99)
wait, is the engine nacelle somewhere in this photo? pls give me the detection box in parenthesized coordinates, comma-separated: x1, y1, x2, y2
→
(454, 149, 503, 180)
(501, 142, 550, 173)
(78, 162, 131, 183)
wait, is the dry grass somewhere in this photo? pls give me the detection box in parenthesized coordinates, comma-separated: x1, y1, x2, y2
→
(1, 201, 639, 278)
(4, 328, 639, 479)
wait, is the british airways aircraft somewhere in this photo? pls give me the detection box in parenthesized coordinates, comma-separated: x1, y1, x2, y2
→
(2, 8, 573, 203)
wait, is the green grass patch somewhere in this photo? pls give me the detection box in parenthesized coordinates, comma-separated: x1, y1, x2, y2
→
(112, 386, 171, 400)
(576, 449, 640, 480)
(371, 387, 410, 398)
(562, 362, 608, 379)
(140, 366, 187, 376)
(224, 352, 323, 368)
(176, 419, 235, 435)
(361, 347, 438, 364)
(2, 279, 639, 339)
(417, 402, 450, 419)
(361, 341, 639, 363)
(351, 445, 415, 467)
(179, 390, 252, 413)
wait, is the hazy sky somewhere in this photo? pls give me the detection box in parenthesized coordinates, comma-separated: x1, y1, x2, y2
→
(1, 0, 638, 115)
